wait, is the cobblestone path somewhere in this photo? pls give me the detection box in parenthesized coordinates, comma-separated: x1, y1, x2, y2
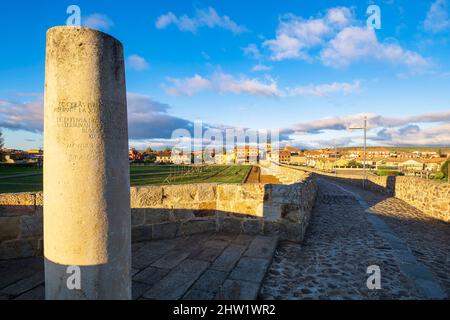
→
(260, 177, 449, 300)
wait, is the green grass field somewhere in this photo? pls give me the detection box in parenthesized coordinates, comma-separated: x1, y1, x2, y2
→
(0, 165, 252, 194)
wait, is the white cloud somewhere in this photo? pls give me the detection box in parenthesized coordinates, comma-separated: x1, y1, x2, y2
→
(165, 72, 279, 97)
(263, 6, 429, 70)
(242, 44, 262, 59)
(320, 27, 430, 68)
(83, 14, 114, 31)
(165, 74, 212, 96)
(424, 0, 450, 33)
(252, 64, 272, 72)
(126, 55, 149, 71)
(263, 7, 352, 61)
(155, 7, 247, 34)
(287, 80, 361, 97)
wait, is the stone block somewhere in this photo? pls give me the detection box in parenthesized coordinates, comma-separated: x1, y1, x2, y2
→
(190, 269, 228, 293)
(0, 239, 39, 260)
(131, 186, 163, 207)
(20, 216, 43, 238)
(210, 244, 247, 272)
(242, 219, 262, 235)
(144, 259, 209, 300)
(172, 209, 195, 221)
(196, 184, 217, 201)
(217, 185, 237, 201)
(144, 208, 172, 224)
(152, 222, 180, 240)
(131, 208, 145, 226)
(218, 217, 242, 234)
(216, 279, 261, 300)
(244, 235, 278, 259)
(132, 225, 153, 243)
(229, 257, 270, 283)
(133, 266, 170, 286)
(0, 217, 20, 241)
(181, 219, 215, 236)
(163, 185, 197, 203)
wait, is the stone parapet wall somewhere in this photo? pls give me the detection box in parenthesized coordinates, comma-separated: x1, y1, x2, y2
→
(280, 164, 450, 222)
(0, 193, 43, 260)
(0, 173, 318, 260)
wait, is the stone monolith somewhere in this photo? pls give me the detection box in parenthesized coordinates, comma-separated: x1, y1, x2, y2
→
(43, 26, 131, 300)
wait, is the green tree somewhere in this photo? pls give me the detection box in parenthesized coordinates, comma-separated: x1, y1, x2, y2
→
(441, 159, 450, 179)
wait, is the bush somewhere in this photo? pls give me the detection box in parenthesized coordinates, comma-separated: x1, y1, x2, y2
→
(376, 170, 401, 176)
(440, 159, 449, 179)
(434, 171, 445, 180)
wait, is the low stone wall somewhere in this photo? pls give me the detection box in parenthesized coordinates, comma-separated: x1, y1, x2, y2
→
(281, 164, 450, 222)
(0, 172, 317, 260)
(0, 193, 43, 260)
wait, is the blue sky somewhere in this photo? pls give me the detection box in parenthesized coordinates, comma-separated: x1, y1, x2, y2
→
(1, 0, 450, 150)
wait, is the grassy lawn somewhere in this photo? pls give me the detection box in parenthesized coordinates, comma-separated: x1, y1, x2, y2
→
(0, 165, 252, 194)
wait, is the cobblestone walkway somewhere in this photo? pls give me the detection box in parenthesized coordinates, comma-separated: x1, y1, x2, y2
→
(260, 178, 449, 300)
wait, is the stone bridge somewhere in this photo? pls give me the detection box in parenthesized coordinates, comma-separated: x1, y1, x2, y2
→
(0, 164, 449, 300)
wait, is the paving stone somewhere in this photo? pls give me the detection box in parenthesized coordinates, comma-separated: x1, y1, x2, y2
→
(229, 257, 270, 283)
(143, 259, 209, 300)
(14, 285, 45, 300)
(151, 249, 191, 269)
(232, 234, 254, 246)
(244, 235, 278, 259)
(1, 272, 44, 296)
(210, 244, 247, 272)
(190, 269, 228, 293)
(189, 246, 225, 262)
(132, 281, 152, 300)
(216, 279, 261, 300)
(133, 266, 170, 286)
(182, 289, 215, 300)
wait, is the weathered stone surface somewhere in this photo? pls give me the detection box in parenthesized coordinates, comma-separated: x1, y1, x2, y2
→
(172, 209, 195, 221)
(216, 279, 261, 300)
(131, 209, 145, 226)
(131, 187, 163, 207)
(20, 216, 43, 238)
(151, 249, 191, 269)
(189, 269, 228, 293)
(152, 222, 180, 240)
(181, 219, 215, 236)
(229, 257, 270, 283)
(1, 273, 44, 296)
(196, 184, 217, 201)
(143, 259, 209, 300)
(217, 217, 242, 234)
(133, 266, 170, 286)
(0, 239, 39, 260)
(44, 26, 131, 299)
(0, 217, 20, 241)
(244, 236, 278, 259)
(163, 185, 197, 204)
(132, 225, 153, 243)
(14, 285, 45, 300)
(210, 244, 247, 272)
(242, 219, 262, 235)
(144, 208, 172, 224)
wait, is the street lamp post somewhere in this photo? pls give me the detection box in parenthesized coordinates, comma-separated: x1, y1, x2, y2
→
(349, 116, 368, 189)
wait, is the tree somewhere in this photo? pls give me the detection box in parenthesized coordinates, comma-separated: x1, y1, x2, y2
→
(145, 147, 154, 154)
(441, 159, 450, 179)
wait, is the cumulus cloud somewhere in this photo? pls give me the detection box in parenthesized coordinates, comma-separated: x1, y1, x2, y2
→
(286, 80, 360, 97)
(155, 7, 247, 34)
(423, 0, 450, 33)
(126, 55, 149, 71)
(165, 72, 279, 97)
(83, 14, 114, 31)
(263, 6, 429, 70)
(263, 7, 352, 61)
(0, 98, 43, 132)
(279, 110, 450, 146)
(320, 27, 430, 68)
